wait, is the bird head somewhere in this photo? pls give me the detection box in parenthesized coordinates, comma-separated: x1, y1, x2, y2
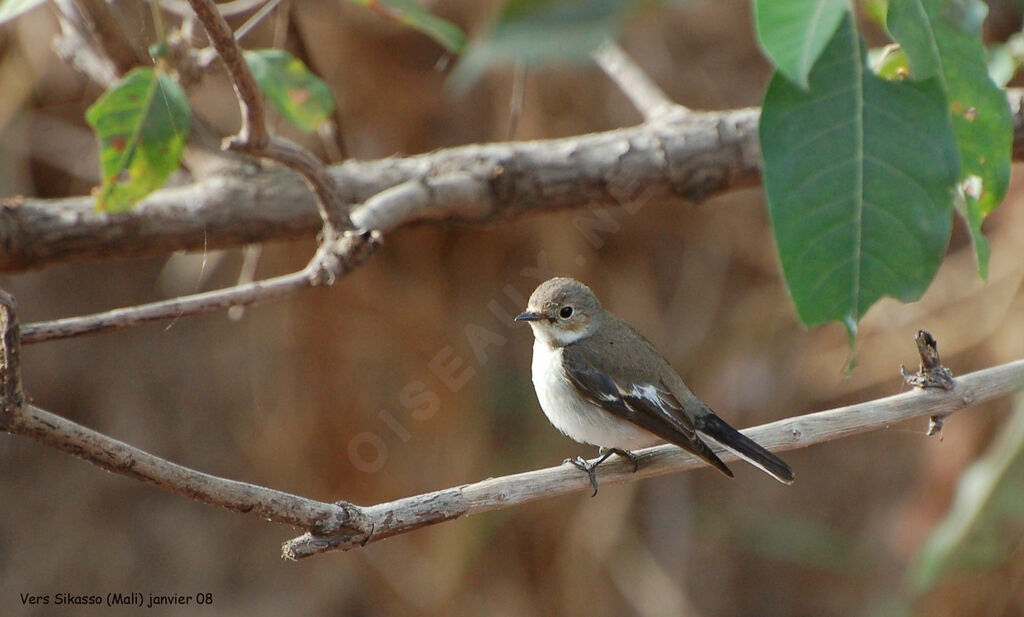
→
(515, 277, 603, 347)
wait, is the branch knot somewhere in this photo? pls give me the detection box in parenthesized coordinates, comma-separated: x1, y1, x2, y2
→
(308, 229, 382, 287)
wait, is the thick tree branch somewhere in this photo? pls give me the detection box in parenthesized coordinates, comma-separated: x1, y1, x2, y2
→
(6, 88, 1024, 273)
(0, 106, 761, 271)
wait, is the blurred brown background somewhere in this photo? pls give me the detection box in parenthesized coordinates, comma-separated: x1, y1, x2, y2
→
(2, 1, 1023, 615)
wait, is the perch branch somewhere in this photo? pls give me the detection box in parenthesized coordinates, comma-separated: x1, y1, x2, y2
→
(3, 283, 1022, 559)
(283, 356, 1024, 559)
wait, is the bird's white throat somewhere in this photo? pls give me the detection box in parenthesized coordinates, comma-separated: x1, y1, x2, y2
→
(526, 320, 588, 348)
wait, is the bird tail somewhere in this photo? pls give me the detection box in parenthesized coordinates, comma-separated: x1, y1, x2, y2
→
(696, 414, 794, 484)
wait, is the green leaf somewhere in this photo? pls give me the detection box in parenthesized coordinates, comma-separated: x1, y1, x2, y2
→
(753, 0, 849, 89)
(449, 0, 634, 90)
(760, 13, 960, 338)
(0, 0, 45, 26)
(244, 49, 335, 133)
(887, 0, 1011, 280)
(910, 397, 1024, 590)
(348, 0, 466, 52)
(85, 67, 191, 213)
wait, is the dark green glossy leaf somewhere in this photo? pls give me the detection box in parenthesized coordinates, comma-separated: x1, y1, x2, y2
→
(760, 14, 960, 338)
(85, 67, 191, 213)
(245, 49, 335, 132)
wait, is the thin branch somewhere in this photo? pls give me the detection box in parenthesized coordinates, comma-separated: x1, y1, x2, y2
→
(227, 244, 263, 321)
(0, 286, 365, 534)
(283, 357, 1024, 559)
(593, 42, 680, 121)
(260, 135, 350, 230)
(507, 61, 528, 140)
(185, 0, 349, 231)
(69, 0, 149, 75)
(52, 0, 124, 87)
(20, 229, 380, 344)
(161, 0, 271, 19)
(235, 0, 284, 42)
(185, 0, 268, 150)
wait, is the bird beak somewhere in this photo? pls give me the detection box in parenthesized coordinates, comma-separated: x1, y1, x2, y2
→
(515, 311, 542, 322)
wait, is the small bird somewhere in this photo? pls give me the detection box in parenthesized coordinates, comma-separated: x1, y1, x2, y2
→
(515, 277, 793, 495)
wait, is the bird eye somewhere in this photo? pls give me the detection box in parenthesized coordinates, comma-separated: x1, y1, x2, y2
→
(559, 306, 574, 319)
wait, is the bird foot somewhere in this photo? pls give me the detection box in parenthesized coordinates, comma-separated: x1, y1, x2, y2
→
(564, 448, 640, 497)
(564, 456, 601, 497)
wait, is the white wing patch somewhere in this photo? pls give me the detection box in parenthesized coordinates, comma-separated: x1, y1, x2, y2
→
(620, 382, 681, 424)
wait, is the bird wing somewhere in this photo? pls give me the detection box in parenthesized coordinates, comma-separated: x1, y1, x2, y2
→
(561, 345, 696, 444)
(562, 343, 734, 477)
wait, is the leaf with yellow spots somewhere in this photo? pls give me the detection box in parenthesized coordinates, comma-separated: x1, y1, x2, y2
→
(85, 67, 191, 213)
(888, 0, 1012, 279)
(245, 49, 334, 133)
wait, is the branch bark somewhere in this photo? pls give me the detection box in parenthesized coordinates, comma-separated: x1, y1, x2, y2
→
(0, 106, 761, 271)
(6, 88, 1024, 273)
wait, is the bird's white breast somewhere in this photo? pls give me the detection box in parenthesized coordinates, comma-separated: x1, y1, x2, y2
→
(530, 338, 660, 450)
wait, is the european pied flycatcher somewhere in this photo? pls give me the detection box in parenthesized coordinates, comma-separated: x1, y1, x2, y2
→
(516, 277, 794, 494)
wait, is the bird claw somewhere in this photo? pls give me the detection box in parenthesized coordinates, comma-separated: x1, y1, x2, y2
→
(564, 456, 600, 497)
(563, 449, 639, 497)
